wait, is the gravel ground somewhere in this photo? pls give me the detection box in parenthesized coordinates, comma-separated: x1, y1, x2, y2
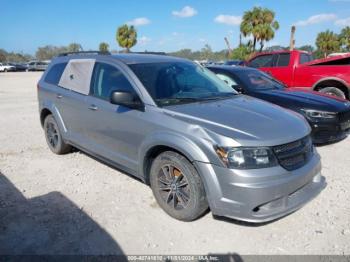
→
(0, 72, 349, 255)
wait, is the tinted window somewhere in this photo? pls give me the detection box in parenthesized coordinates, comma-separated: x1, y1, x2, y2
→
(249, 55, 273, 68)
(216, 73, 238, 87)
(91, 63, 134, 100)
(300, 53, 312, 64)
(275, 53, 290, 66)
(130, 62, 236, 106)
(232, 70, 285, 91)
(45, 63, 67, 85)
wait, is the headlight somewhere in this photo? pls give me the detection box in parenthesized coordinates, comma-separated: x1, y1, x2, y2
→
(301, 109, 337, 119)
(215, 146, 278, 169)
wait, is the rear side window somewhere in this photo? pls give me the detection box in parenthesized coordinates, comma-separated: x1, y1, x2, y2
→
(248, 55, 273, 68)
(275, 53, 290, 67)
(300, 53, 312, 64)
(45, 63, 67, 85)
(91, 63, 134, 100)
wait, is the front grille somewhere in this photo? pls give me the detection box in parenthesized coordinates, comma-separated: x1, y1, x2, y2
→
(273, 136, 313, 171)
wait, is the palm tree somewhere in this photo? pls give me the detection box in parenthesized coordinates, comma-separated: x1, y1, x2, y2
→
(99, 42, 109, 53)
(240, 7, 279, 51)
(116, 24, 137, 52)
(316, 30, 341, 57)
(339, 26, 350, 51)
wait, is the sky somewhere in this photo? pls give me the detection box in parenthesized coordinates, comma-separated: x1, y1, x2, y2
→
(1, 0, 350, 55)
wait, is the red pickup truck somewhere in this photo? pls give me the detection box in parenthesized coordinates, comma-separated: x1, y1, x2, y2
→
(247, 50, 350, 100)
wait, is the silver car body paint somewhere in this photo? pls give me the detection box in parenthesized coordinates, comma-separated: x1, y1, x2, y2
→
(38, 54, 326, 222)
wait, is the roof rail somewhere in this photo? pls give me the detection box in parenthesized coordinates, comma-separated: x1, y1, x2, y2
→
(131, 51, 167, 55)
(58, 51, 111, 57)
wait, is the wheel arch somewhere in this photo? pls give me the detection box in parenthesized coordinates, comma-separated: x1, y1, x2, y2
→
(313, 77, 350, 99)
(40, 108, 52, 127)
(139, 133, 212, 185)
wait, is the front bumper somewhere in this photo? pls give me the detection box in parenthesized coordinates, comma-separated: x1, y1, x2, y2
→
(194, 153, 325, 223)
(309, 120, 350, 144)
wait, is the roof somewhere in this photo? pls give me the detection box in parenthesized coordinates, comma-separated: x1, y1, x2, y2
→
(111, 53, 185, 64)
(53, 52, 187, 65)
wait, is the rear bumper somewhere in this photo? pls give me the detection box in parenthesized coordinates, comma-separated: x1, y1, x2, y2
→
(194, 153, 325, 223)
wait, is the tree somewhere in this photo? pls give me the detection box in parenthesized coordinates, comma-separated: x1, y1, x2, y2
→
(200, 44, 213, 60)
(298, 45, 315, 53)
(230, 45, 251, 60)
(99, 42, 109, 53)
(315, 30, 341, 58)
(67, 43, 82, 52)
(240, 7, 279, 51)
(0, 49, 7, 62)
(116, 24, 137, 52)
(339, 26, 350, 51)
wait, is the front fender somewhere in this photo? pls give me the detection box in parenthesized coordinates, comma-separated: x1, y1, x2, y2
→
(138, 130, 212, 178)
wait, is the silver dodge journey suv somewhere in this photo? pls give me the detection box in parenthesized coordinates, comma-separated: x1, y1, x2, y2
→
(37, 51, 326, 222)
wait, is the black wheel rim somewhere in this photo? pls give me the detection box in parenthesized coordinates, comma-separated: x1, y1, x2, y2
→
(157, 165, 190, 210)
(46, 121, 59, 148)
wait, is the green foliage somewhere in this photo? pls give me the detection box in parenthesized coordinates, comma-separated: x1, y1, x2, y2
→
(116, 24, 137, 52)
(315, 30, 341, 58)
(240, 7, 279, 51)
(230, 45, 251, 60)
(99, 42, 109, 53)
(67, 43, 82, 52)
(0, 48, 33, 62)
(297, 45, 315, 53)
(35, 43, 83, 60)
(339, 26, 350, 51)
(168, 46, 228, 61)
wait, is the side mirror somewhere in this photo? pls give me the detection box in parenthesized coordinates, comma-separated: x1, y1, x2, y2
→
(110, 91, 144, 111)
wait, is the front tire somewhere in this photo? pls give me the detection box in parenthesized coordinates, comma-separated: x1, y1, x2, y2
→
(43, 114, 71, 154)
(150, 151, 208, 221)
(319, 87, 346, 99)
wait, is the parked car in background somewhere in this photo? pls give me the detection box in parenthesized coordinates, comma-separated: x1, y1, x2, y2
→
(37, 51, 325, 222)
(224, 60, 245, 66)
(246, 50, 350, 100)
(0, 63, 16, 72)
(208, 65, 350, 144)
(9, 62, 28, 72)
(27, 61, 49, 71)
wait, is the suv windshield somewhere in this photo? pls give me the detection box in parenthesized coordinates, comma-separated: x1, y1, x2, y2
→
(129, 62, 237, 106)
(233, 70, 285, 91)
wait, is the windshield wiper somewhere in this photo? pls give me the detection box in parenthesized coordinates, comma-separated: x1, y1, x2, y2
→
(199, 93, 237, 101)
(156, 97, 202, 106)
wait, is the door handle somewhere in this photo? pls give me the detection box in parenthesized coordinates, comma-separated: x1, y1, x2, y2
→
(88, 104, 98, 111)
(56, 94, 63, 99)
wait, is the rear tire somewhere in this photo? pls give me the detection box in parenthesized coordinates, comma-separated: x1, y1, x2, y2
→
(319, 87, 346, 99)
(150, 151, 208, 221)
(44, 114, 71, 154)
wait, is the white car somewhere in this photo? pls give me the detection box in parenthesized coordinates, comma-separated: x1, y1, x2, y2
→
(0, 63, 15, 72)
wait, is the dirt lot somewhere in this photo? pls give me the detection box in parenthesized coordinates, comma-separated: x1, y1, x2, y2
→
(0, 72, 349, 255)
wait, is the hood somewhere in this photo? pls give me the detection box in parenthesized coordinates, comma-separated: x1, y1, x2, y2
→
(253, 88, 350, 112)
(164, 95, 310, 147)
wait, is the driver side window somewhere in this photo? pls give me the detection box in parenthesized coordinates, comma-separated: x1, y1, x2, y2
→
(91, 63, 134, 101)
